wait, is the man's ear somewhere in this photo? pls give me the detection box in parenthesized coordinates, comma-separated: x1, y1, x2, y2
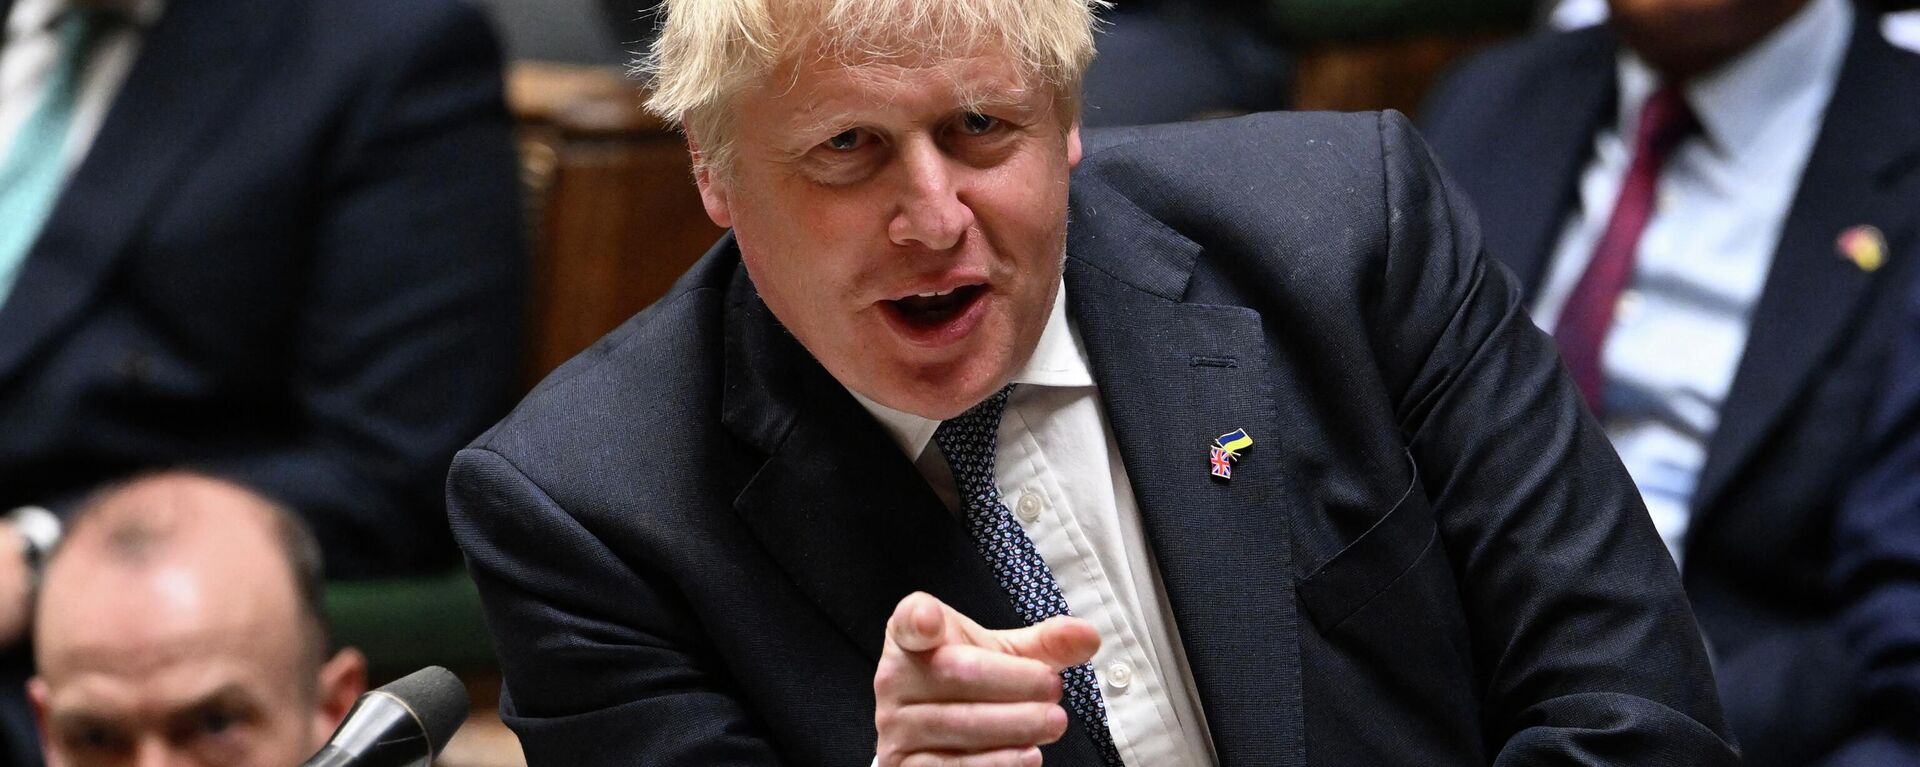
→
(27, 677, 59, 767)
(689, 137, 734, 228)
(312, 648, 368, 745)
(1066, 124, 1083, 169)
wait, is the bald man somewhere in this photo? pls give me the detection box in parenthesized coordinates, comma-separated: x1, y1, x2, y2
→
(27, 473, 366, 767)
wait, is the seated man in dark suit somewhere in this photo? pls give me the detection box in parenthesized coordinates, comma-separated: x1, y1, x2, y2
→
(447, 0, 1736, 764)
(0, 0, 524, 576)
(1420, 0, 1920, 763)
(1830, 258, 1920, 765)
(0, 0, 522, 760)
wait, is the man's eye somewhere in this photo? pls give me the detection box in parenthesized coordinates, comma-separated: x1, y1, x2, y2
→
(69, 725, 126, 752)
(959, 112, 999, 135)
(824, 130, 863, 151)
(199, 710, 233, 735)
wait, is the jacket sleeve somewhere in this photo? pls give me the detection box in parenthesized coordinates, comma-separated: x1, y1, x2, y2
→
(1368, 110, 1740, 764)
(202, 0, 527, 578)
(446, 447, 789, 766)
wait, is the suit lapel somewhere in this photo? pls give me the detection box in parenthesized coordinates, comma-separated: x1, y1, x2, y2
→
(1066, 179, 1304, 767)
(723, 266, 1022, 650)
(0, 0, 280, 385)
(1692, 23, 1920, 516)
(719, 264, 1107, 762)
(1484, 27, 1617, 296)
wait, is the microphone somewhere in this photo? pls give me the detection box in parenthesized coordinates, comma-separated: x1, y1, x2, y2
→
(301, 665, 470, 767)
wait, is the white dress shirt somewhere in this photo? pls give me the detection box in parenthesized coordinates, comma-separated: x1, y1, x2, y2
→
(1548, 0, 1920, 56)
(1530, 0, 1851, 565)
(0, 0, 163, 176)
(852, 281, 1217, 767)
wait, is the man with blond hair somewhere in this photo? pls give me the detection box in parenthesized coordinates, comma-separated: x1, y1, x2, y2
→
(448, 1, 1739, 764)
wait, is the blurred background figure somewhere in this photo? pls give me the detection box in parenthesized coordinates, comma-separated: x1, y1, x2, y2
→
(28, 472, 368, 767)
(1420, 0, 1920, 763)
(1831, 255, 1920, 767)
(1549, 0, 1920, 46)
(0, 0, 525, 761)
(467, 0, 632, 65)
(1078, 0, 1293, 126)
(0, 0, 525, 576)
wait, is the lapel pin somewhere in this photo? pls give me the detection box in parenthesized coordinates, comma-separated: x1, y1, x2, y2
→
(1209, 428, 1254, 480)
(1837, 225, 1886, 273)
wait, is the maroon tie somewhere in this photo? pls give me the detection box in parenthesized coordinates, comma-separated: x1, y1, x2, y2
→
(1553, 86, 1699, 416)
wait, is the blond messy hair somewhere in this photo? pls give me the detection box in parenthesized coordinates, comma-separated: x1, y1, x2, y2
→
(640, 0, 1108, 174)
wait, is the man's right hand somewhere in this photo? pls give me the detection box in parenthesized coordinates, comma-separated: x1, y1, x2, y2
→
(874, 591, 1101, 767)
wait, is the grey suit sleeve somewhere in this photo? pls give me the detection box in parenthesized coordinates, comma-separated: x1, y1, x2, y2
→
(447, 447, 788, 766)
(1368, 111, 1740, 764)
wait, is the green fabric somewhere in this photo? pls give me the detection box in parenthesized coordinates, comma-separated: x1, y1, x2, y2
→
(0, 11, 107, 306)
(1264, 0, 1534, 42)
(324, 572, 498, 677)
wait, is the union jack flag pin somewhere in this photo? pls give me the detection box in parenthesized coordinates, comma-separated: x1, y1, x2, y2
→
(1209, 428, 1253, 480)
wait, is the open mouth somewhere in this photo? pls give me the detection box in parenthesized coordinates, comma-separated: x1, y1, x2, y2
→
(880, 284, 988, 345)
(889, 285, 984, 326)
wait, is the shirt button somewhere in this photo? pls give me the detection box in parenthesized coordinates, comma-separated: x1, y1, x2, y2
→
(1015, 493, 1043, 523)
(1104, 661, 1133, 691)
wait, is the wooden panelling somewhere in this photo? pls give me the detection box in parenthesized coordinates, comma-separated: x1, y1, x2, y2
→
(1292, 30, 1516, 116)
(510, 63, 724, 383)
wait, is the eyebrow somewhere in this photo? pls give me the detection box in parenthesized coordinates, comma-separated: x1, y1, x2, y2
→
(784, 93, 1042, 145)
(55, 683, 256, 726)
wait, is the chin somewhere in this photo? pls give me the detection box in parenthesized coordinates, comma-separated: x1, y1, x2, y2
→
(860, 359, 1010, 420)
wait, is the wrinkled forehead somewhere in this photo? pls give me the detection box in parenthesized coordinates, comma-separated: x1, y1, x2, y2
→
(43, 656, 285, 719)
(760, 51, 1046, 126)
(772, 32, 1050, 104)
(748, 1, 1076, 107)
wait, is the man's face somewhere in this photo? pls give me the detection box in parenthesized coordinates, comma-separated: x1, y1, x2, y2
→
(29, 499, 359, 767)
(1607, 0, 1810, 78)
(696, 47, 1083, 420)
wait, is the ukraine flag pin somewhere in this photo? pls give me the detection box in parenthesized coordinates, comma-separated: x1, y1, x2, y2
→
(1209, 429, 1254, 480)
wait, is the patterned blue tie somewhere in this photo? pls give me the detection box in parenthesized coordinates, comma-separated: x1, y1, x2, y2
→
(0, 9, 109, 308)
(934, 386, 1125, 765)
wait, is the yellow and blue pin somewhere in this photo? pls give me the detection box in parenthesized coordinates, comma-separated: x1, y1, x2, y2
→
(1209, 429, 1254, 480)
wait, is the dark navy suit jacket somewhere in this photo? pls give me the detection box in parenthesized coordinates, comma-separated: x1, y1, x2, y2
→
(1832, 260, 1920, 765)
(0, 0, 526, 578)
(449, 112, 1737, 765)
(1421, 16, 1920, 767)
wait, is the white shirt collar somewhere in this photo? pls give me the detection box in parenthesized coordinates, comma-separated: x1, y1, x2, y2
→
(1616, 0, 1850, 157)
(7, 0, 165, 36)
(850, 278, 1093, 461)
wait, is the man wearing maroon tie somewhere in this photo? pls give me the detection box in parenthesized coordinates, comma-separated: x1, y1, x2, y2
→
(1422, 0, 1920, 763)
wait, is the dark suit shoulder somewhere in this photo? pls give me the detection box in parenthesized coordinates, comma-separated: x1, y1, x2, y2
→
(1075, 111, 1393, 250)
(1423, 26, 1614, 125)
(1081, 110, 1385, 183)
(301, 0, 498, 45)
(279, 0, 504, 99)
(1070, 110, 1453, 309)
(467, 250, 740, 510)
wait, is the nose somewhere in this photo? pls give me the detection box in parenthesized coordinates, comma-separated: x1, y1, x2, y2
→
(887, 139, 975, 251)
(131, 738, 181, 767)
